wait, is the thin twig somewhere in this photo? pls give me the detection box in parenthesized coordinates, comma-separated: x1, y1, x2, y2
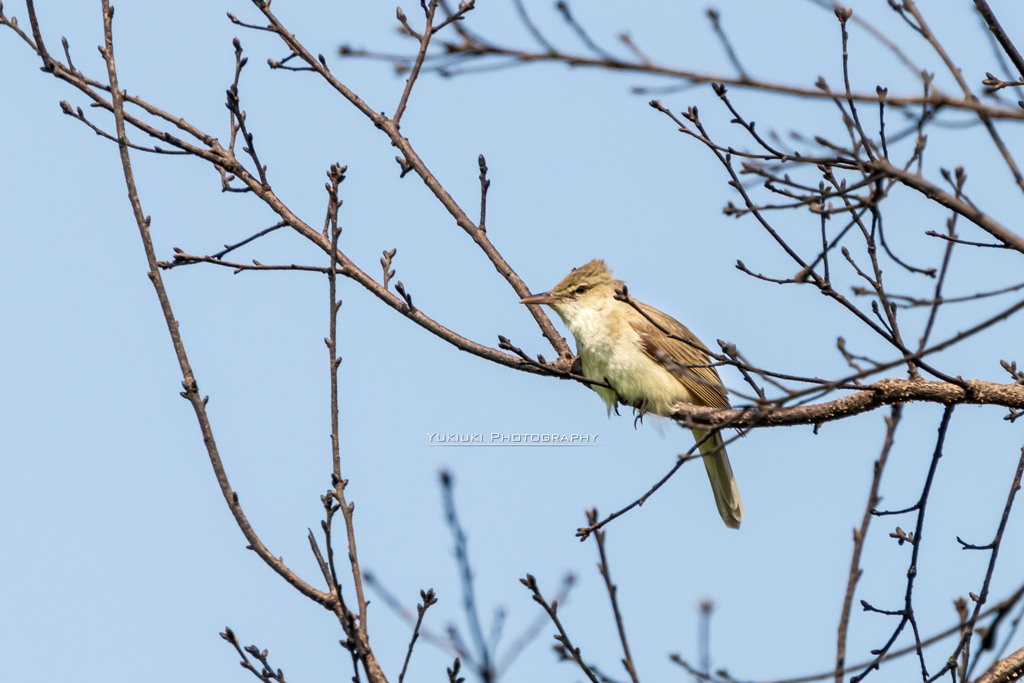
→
(706, 9, 747, 80)
(588, 509, 640, 683)
(520, 574, 601, 683)
(835, 405, 901, 683)
(399, 589, 438, 683)
(852, 405, 955, 683)
(933, 446, 1024, 681)
(441, 470, 494, 679)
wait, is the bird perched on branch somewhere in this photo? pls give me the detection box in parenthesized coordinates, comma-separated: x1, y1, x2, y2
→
(521, 259, 743, 529)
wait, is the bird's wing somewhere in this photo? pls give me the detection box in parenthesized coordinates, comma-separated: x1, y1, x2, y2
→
(628, 300, 730, 409)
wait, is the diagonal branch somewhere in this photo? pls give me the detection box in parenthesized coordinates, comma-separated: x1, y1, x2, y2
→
(96, 0, 331, 609)
(247, 0, 570, 359)
(973, 0, 1024, 81)
(868, 158, 1024, 253)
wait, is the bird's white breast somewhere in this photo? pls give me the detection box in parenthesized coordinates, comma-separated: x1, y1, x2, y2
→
(556, 300, 695, 416)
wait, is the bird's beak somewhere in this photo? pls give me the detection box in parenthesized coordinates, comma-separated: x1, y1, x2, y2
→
(520, 292, 563, 305)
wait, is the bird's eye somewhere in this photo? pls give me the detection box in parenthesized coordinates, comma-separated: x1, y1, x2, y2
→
(575, 285, 589, 294)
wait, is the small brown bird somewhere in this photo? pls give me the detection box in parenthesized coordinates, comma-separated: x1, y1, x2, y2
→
(521, 259, 743, 529)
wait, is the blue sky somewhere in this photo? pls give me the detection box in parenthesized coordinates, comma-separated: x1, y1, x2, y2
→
(3, 2, 1024, 682)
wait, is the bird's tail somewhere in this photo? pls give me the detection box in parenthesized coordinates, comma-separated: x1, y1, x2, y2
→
(693, 429, 743, 529)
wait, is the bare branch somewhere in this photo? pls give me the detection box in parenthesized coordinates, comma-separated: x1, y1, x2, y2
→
(669, 377, 1024, 431)
(97, 0, 332, 610)
(399, 589, 438, 683)
(835, 405, 901, 683)
(973, 0, 1024, 82)
(520, 574, 601, 683)
(588, 509, 640, 683)
(220, 627, 289, 683)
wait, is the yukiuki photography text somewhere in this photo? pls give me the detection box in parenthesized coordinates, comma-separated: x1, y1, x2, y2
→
(426, 432, 600, 446)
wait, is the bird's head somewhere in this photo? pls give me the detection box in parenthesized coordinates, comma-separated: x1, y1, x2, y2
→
(520, 259, 623, 319)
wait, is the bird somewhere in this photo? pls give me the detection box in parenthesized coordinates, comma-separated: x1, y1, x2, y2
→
(520, 259, 743, 529)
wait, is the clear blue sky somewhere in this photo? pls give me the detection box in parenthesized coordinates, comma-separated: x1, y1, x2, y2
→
(2, 2, 1023, 682)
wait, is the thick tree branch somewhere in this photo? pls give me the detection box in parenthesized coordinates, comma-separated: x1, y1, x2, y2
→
(869, 158, 1024, 253)
(974, 647, 1024, 683)
(669, 378, 1024, 430)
